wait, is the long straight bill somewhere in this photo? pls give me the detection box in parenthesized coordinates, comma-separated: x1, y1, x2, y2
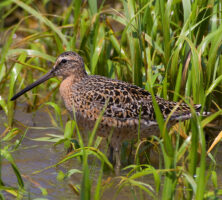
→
(11, 71, 54, 101)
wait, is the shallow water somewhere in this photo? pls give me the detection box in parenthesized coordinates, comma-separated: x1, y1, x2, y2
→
(1, 105, 75, 199)
(1, 103, 222, 199)
(1, 104, 136, 200)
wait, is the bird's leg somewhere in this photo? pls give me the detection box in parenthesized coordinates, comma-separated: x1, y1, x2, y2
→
(106, 131, 114, 165)
(128, 140, 134, 165)
(114, 146, 121, 175)
(108, 144, 114, 164)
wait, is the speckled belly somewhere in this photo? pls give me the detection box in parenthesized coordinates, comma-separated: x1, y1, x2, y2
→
(71, 111, 161, 149)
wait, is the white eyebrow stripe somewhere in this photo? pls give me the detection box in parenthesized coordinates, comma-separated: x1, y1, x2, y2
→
(54, 55, 77, 69)
(60, 55, 76, 61)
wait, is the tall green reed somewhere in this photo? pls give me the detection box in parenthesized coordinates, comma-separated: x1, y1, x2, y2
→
(0, 0, 221, 199)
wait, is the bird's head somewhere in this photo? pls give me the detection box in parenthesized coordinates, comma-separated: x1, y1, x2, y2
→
(11, 51, 86, 101)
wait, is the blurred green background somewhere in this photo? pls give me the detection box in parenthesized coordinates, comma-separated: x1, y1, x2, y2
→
(0, 0, 222, 199)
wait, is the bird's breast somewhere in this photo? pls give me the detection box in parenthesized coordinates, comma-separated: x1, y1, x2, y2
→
(59, 76, 75, 112)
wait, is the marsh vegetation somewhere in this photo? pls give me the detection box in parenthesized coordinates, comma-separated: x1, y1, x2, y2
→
(0, 0, 222, 199)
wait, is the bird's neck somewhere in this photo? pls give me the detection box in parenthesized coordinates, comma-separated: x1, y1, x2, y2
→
(63, 69, 88, 83)
(59, 73, 87, 111)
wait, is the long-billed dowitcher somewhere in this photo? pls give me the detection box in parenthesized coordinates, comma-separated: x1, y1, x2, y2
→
(11, 51, 208, 170)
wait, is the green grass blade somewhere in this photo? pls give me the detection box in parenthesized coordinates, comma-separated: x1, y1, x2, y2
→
(45, 102, 63, 129)
(196, 118, 206, 200)
(1, 149, 24, 188)
(182, 0, 191, 23)
(8, 53, 27, 126)
(205, 75, 222, 96)
(63, 120, 75, 150)
(12, 0, 68, 47)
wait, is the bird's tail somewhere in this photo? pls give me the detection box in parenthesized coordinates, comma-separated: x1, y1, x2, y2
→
(194, 104, 211, 116)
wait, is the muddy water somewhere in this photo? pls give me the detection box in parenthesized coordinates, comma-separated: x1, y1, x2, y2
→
(1, 104, 134, 200)
(2, 103, 222, 199)
(1, 105, 76, 199)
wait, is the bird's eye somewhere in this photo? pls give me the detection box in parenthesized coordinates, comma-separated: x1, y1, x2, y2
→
(61, 59, 67, 64)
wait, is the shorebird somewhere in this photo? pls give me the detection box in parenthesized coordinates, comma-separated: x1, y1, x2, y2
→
(11, 51, 207, 170)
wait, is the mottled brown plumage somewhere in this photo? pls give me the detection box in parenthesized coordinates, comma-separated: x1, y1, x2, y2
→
(11, 51, 206, 171)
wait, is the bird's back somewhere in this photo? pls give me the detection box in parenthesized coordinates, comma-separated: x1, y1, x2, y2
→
(60, 75, 201, 137)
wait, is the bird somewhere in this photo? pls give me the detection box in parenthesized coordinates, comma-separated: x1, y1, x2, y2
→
(11, 51, 208, 171)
